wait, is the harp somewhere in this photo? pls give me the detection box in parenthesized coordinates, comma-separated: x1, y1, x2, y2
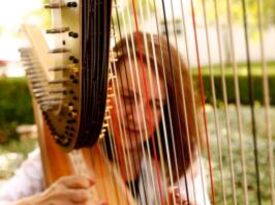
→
(20, 0, 274, 204)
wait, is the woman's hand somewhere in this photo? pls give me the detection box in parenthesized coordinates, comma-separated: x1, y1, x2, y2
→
(15, 175, 107, 205)
(168, 186, 196, 205)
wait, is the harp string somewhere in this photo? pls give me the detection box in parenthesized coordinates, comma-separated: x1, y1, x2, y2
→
(121, 13, 157, 202)
(199, 0, 228, 204)
(130, 5, 164, 204)
(199, 0, 228, 203)
(103, 55, 125, 204)
(168, 1, 212, 204)
(189, 0, 216, 204)
(112, 28, 142, 205)
(177, 1, 201, 202)
(241, 0, 261, 204)
(161, 0, 198, 204)
(140, 32, 167, 205)
(157, 0, 207, 204)
(182, 2, 210, 205)
(141, 3, 171, 203)
(212, 0, 237, 203)
(101, 108, 125, 204)
(112, 4, 157, 201)
(225, 0, 249, 204)
(111, 13, 141, 200)
(123, 2, 165, 203)
(137, 3, 170, 203)
(111, 3, 138, 195)
(149, 2, 180, 203)
(151, 0, 181, 192)
(256, 0, 275, 203)
(211, 0, 230, 204)
(110, 56, 139, 202)
(127, 33, 162, 204)
(158, 2, 185, 193)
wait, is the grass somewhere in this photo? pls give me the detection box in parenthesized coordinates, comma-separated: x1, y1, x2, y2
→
(206, 105, 275, 205)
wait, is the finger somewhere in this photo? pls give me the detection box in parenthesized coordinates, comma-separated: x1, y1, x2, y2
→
(97, 200, 108, 205)
(60, 175, 95, 189)
(75, 200, 108, 205)
(168, 186, 180, 195)
(69, 189, 90, 203)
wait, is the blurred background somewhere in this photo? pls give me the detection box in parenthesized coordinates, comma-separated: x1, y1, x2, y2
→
(0, 0, 46, 182)
(0, 0, 274, 204)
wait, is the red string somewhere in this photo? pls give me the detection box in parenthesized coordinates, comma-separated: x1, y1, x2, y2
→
(131, 1, 165, 204)
(190, 0, 216, 204)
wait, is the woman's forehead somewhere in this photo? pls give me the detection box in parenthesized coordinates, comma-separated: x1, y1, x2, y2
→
(116, 58, 166, 101)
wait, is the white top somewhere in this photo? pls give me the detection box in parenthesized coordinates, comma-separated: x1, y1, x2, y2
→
(0, 149, 44, 205)
(0, 148, 210, 205)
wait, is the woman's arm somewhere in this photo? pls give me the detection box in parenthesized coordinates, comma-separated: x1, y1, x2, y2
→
(0, 149, 107, 205)
(0, 148, 44, 203)
(11, 175, 107, 205)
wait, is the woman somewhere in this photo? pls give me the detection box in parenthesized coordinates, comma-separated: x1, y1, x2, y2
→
(0, 32, 210, 205)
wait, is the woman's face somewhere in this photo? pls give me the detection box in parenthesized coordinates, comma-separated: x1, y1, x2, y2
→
(110, 57, 166, 151)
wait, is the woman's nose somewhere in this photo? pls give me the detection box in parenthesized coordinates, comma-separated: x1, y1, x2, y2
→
(125, 103, 142, 127)
(124, 99, 155, 129)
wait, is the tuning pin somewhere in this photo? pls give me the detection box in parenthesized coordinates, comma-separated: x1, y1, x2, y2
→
(31, 83, 46, 89)
(27, 72, 43, 79)
(106, 105, 114, 112)
(109, 57, 118, 63)
(48, 66, 70, 72)
(44, 2, 65, 9)
(68, 110, 77, 118)
(40, 102, 60, 111)
(102, 123, 109, 128)
(30, 79, 46, 86)
(32, 87, 46, 94)
(46, 27, 70, 34)
(25, 68, 40, 75)
(99, 133, 105, 139)
(48, 79, 69, 85)
(49, 88, 66, 94)
(104, 114, 111, 120)
(107, 93, 115, 98)
(35, 92, 47, 99)
(67, 1, 78, 8)
(108, 74, 116, 80)
(23, 63, 36, 69)
(109, 51, 118, 63)
(45, 1, 78, 9)
(49, 48, 70, 54)
(68, 31, 79, 38)
(19, 48, 32, 56)
(69, 56, 79, 64)
(38, 96, 62, 104)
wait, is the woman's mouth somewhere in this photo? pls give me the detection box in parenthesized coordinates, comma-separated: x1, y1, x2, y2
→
(125, 127, 141, 135)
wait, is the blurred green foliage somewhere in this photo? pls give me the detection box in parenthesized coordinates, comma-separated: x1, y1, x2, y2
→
(1, 65, 275, 143)
(0, 138, 37, 157)
(201, 74, 275, 105)
(193, 62, 275, 105)
(0, 78, 34, 143)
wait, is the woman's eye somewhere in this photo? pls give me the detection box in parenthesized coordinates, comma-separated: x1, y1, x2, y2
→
(122, 95, 134, 103)
(150, 101, 162, 110)
(155, 104, 161, 110)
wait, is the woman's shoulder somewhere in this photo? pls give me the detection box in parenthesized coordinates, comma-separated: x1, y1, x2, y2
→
(0, 147, 44, 202)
